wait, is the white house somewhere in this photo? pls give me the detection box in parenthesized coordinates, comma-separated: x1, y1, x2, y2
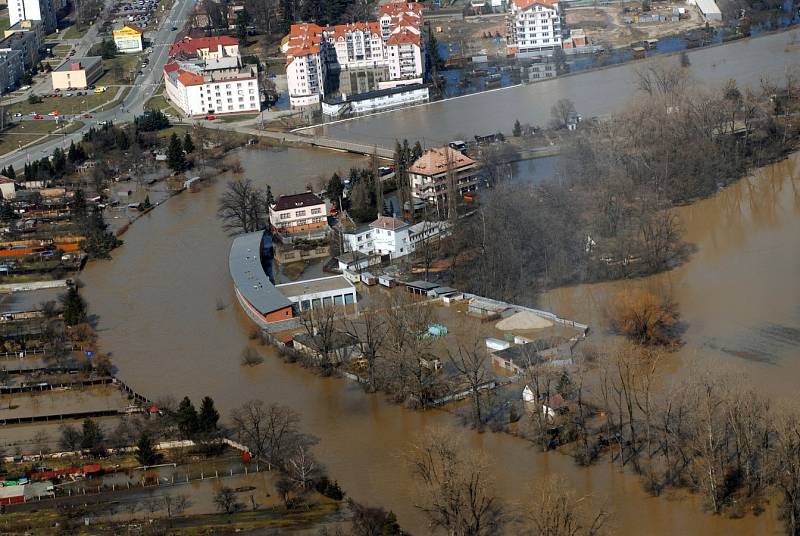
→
(269, 192, 328, 236)
(169, 35, 241, 60)
(342, 216, 448, 261)
(506, 0, 563, 56)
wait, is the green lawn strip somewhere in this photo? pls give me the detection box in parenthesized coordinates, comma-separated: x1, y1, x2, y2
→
(7, 92, 114, 116)
(0, 120, 84, 157)
(96, 54, 144, 86)
(215, 113, 260, 123)
(62, 24, 87, 39)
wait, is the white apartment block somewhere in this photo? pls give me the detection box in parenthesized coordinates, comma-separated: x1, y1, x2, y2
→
(506, 0, 563, 56)
(164, 61, 260, 117)
(7, 0, 56, 34)
(283, 2, 424, 109)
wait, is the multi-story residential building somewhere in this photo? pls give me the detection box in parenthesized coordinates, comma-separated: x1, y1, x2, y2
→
(112, 23, 144, 54)
(326, 22, 385, 70)
(409, 147, 482, 206)
(0, 50, 24, 93)
(386, 26, 424, 82)
(506, 0, 563, 56)
(0, 27, 39, 69)
(164, 61, 260, 116)
(169, 35, 240, 60)
(164, 34, 260, 116)
(7, 0, 56, 34)
(269, 192, 328, 237)
(283, 2, 424, 109)
(283, 24, 326, 108)
(3, 19, 43, 45)
(342, 215, 448, 260)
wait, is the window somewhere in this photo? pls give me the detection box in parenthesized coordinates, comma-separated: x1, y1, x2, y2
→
(311, 208, 322, 215)
(280, 213, 290, 220)
(295, 210, 306, 217)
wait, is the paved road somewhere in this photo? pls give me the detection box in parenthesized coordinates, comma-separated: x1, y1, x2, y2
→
(1, 0, 196, 171)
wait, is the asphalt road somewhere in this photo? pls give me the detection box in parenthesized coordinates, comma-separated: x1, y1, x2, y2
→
(1, 0, 197, 171)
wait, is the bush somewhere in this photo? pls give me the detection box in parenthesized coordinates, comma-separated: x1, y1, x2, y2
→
(240, 347, 264, 366)
(314, 476, 344, 500)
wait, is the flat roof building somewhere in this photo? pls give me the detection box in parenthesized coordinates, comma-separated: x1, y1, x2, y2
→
(51, 57, 103, 90)
(276, 275, 357, 311)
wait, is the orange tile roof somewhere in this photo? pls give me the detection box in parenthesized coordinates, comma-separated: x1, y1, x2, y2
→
(370, 216, 409, 230)
(176, 70, 205, 86)
(163, 62, 180, 73)
(169, 35, 239, 57)
(513, 0, 558, 8)
(387, 27, 421, 46)
(327, 21, 381, 39)
(409, 147, 476, 176)
(379, 1, 423, 18)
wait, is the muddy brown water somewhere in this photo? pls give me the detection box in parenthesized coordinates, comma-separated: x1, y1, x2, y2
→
(73, 145, 800, 534)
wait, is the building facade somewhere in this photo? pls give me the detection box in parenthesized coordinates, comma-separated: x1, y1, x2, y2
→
(0, 27, 39, 69)
(506, 0, 563, 56)
(112, 24, 144, 54)
(342, 215, 448, 260)
(322, 83, 429, 118)
(283, 1, 425, 109)
(169, 35, 240, 59)
(408, 147, 482, 206)
(269, 192, 328, 236)
(0, 50, 25, 93)
(51, 57, 103, 90)
(7, 0, 56, 34)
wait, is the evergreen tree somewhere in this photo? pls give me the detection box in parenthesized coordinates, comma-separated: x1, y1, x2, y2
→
(115, 129, 130, 150)
(265, 184, 274, 206)
(412, 140, 423, 161)
(327, 173, 344, 208)
(167, 133, 187, 171)
(81, 418, 104, 450)
(556, 370, 575, 400)
(183, 132, 195, 154)
(72, 189, 87, 222)
(52, 147, 66, 175)
(6, 164, 15, 181)
(0, 201, 15, 221)
(513, 119, 522, 137)
(144, 195, 151, 208)
(136, 431, 158, 466)
(60, 286, 87, 326)
(198, 396, 220, 434)
(175, 396, 199, 438)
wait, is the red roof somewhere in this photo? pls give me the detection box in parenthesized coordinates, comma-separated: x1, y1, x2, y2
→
(379, 1, 423, 18)
(370, 216, 409, 230)
(163, 62, 179, 73)
(387, 27, 421, 47)
(169, 35, 239, 57)
(176, 70, 205, 86)
(327, 21, 381, 40)
(82, 464, 102, 474)
(513, 0, 558, 8)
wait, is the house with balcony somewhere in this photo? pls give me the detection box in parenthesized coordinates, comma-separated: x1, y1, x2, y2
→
(269, 192, 328, 238)
(506, 0, 563, 57)
(342, 215, 449, 261)
(409, 147, 482, 207)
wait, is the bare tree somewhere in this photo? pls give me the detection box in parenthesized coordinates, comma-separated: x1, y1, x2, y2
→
(520, 477, 609, 536)
(409, 430, 505, 535)
(550, 99, 576, 129)
(288, 446, 319, 491)
(448, 340, 491, 427)
(214, 487, 242, 515)
(341, 300, 388, 391)
(216, 178, 269, 235)
(231, 400, 311, 470)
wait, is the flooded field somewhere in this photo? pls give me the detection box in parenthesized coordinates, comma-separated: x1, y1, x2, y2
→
(543, 152, 800, 399)
(70, 142, 800, 533)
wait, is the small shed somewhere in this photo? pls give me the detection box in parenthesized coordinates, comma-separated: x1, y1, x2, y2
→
(486, 338, 511, 352)
(378, 275, 396, 288)
(342, 269, 360, 284)
(404, 280, 438, 296)
(429, 286, 459, 298)
(360, 272, 377, 286)
(0, 485, 25, 505)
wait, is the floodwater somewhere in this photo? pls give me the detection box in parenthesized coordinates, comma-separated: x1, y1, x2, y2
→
(542, 152, 800, 399)
(308, 27, 800, 147)
(75, 144, 798, 534)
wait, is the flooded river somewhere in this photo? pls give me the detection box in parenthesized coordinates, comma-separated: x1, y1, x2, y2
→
(308, 27, 800, 147)
(76, 143, 799, 534)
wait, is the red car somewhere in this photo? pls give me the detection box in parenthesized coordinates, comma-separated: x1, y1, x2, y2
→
(206, 113, 216, 121)
(83, 113, 92, 119)
(33, 114, 43, 120)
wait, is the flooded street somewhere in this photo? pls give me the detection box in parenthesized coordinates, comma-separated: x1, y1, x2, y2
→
(76, 144, 799, 534)
(543, 153, 800, 399)
(309, 27, 800, 147)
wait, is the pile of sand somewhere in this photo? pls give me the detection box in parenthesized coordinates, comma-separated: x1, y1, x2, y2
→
(496, 311, 553, 331)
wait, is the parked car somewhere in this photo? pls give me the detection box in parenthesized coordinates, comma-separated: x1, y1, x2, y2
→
(13, 112, 22, 117)
(206, 113, 216, 120)
(83, 113, 93, 118)
(47, 111, 56, 116)
(19, 85, 31, 91)
(171, 25, 177, 30)
(33, 114, 43, 120)
(65, 92, 73, 97)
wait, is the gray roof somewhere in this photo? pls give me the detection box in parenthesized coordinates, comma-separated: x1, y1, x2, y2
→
(404, 280, 438, 291)
(54, 56, 102, 72)
(229, 231, 291, 314)
(276, 275, 355, 299)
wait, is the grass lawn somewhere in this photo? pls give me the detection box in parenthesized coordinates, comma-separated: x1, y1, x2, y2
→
(52, 43, 72, 56)
(0, 13, 9, 32)
(7, 92, 115, 116)
(0, 120, 84, 156)
(145, 93, 180, 115)
(96, 87, 129, 112)
(62, 24, 87, 39)
(96, 53, 143, 85)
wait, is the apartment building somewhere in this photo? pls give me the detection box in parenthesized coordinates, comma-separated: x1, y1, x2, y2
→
(7, 0, 56, 34)
(51, 57, 103, 90)
(409, 147, 482, 206)
(283, 24, 326, 108)
(283, 2, 425, 109)
(506, 0, 563, 56)
(269, 193, 328, 236)
(0, 50, 24, 93)
(342, 215, 448, 260)
(164, 61, 259, 116)
(0, 27, 40, 69)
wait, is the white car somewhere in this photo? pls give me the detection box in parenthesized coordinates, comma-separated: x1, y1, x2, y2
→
(13, 112, 22, 118)
(47, 112, 56, 116)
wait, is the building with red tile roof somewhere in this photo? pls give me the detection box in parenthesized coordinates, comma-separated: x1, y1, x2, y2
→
(169, 35, 240, 59)
(409, 147, 482, 207)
